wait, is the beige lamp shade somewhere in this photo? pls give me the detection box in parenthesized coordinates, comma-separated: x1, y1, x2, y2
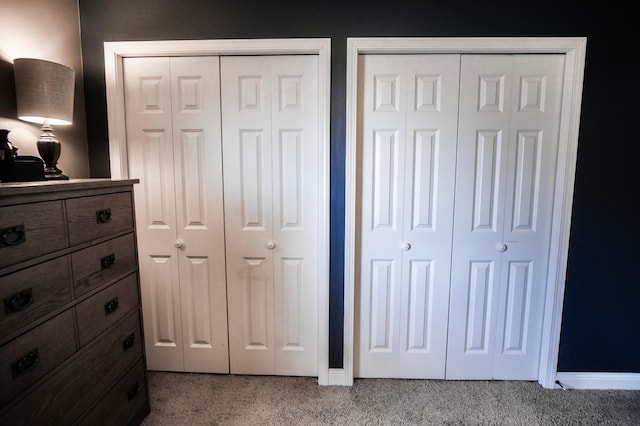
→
(14, 58, 75, 125)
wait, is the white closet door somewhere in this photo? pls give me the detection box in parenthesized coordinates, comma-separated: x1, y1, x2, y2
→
(356, 55, 460, 378)
(124, 57, 181, 371)
(124, 56, 229, 373)
(446, 54, 565, 380)
(221, 55, 319, 376)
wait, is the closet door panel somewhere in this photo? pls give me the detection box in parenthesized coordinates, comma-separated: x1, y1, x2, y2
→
(271, 56, 319, 376)
(357, 55, 407, 378)
(447, 54, 564, 380)
(170, 57, 229, 373)
(492, 54, 564, 379)
(124, 56, 228, 373)
(357, 55, 459, 379)
(447, 55, 514, 380)
(398, 55, 460, 379)
(124, 57, 184, 371)
(222, 56, 275, 375)
(222, 55, 319, 376)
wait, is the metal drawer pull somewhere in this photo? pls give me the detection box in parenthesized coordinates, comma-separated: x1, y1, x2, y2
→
(96, 208, 112, 224)
(4, 288, 33, 315)
(104, 297, 119, 315)
(0, 224, 26, 247)
(122, 333, 135, 352)
(127, 382, 140, 401)
(101, 253, 116, 270)
(11, 348, 39, 378)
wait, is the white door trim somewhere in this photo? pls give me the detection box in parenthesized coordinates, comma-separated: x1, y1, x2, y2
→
(343, 37, 586, 388)
(104, 38, 331, 385)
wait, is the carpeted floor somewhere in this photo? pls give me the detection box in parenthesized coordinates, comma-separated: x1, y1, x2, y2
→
(141, 372, 640, 425)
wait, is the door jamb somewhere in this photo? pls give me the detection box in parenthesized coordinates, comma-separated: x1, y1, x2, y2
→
(104, 38, 332, 385)
(342, 37, 586, 388)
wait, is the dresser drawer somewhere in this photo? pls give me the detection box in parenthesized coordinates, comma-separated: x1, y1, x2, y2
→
(0, 256, 72, 339)
(0, 201, 67, 268)
(66, 192, 134, 246)
(0, 310, 75, 405)
(78, 359, 148, 426)
(76, 273, 140, 347)
(71, 233, 138, 298)
(0, 310, 143, 425)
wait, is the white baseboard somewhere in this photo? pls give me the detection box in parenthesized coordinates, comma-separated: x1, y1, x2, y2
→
(326, 368, 349, 386)
(556, 372, 640, 390)
(324, 370, 640, 389)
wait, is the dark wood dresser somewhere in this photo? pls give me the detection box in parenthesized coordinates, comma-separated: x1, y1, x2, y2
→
(0, 179, 149, 425)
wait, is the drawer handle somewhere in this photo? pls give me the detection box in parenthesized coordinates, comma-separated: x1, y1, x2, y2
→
(12, 348, 39, 378)
(4, 288, 34, 315)
(96, 208, 112, 224)
(101, 253, 116, 270)
(104, 297, 119, 315)
(127, 381, 140, 401)
(0, 224, 26, 247)
(122, 333, 135, 352)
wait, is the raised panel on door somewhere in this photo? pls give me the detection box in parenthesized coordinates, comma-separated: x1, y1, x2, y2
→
(124, 56, 228, 373)
(356, 55, 460, 379)
(222, 56, 319, 376)
(170, 57, 229, 373)
(446, 54, 564, 380)
(124, 57, 183, 371)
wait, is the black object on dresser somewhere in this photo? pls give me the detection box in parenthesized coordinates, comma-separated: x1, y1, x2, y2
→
(0, 129, 45, 183)
(0, 179, 149, 425)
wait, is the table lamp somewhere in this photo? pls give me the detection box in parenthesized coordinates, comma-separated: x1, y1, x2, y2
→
(13, 58, 75, 180)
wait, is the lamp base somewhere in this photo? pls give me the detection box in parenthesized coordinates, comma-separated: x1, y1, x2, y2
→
(43, 168, 69, 180)
(37, 124, 69, 180)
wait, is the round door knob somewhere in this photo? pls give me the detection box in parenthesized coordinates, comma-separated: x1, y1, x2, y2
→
(175, 240, 185, 249)
(266, 240, 276, 250)
(497, 243, 508, 252)
(400, 242, 411, 251)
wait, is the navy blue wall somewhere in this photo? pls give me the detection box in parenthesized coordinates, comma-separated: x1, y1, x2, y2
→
(79, 0, 639, 372)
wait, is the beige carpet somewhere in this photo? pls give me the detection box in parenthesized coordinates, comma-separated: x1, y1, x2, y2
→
(141, 372, 640, 425)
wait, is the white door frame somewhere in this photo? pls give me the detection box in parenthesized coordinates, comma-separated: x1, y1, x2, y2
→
(104, 38, 331, 385)
(342, 37, 586, 388)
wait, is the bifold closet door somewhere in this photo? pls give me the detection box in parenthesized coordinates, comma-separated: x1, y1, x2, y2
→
(356, 55, 460, 378)
(446, 54, 564, 380)
(221, 55, 319, 376)
(356, 53, 565, 380)
(123, 56, 229, 373)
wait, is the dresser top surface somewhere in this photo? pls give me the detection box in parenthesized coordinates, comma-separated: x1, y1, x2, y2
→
(0, 179, 139, 197)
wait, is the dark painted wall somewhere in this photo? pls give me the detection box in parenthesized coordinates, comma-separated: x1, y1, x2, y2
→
(78, 0, 639, 372)
(0, 0, 90, 178)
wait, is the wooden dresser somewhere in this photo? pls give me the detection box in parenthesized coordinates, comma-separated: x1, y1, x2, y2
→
(0, 179, 149, 425)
